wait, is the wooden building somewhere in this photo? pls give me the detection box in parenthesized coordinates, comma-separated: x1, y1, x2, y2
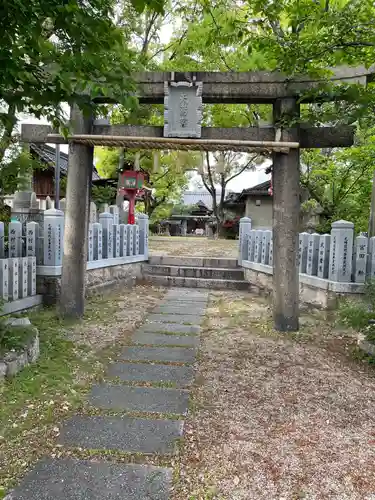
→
(30, 143, 100, 199)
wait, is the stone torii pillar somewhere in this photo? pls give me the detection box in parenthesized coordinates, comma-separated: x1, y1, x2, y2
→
(59, 104, 94, 318)
(272, 98, 300, 332)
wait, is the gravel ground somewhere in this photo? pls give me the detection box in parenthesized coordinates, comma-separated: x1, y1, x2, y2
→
(172, 291, 375, 500)
(149, 236, 237, 257)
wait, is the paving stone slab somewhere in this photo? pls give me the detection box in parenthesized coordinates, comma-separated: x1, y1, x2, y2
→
(138, 322, 200, 335)
(6, 457, 172, 499)
(121, 346, 196, 363)
(89, 384, 190, 415)
(147, 314, 203, 325)
(164, 294, 208, 303)
(153, 305, 206, 316)
(107, 362, 194, 386)
(132, 332, 199, 348)
(60, 415, 183, 454)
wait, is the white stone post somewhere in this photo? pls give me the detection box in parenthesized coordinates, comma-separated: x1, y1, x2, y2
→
(0, 260, 9, 301)
(328, 220, 354, 282)
(127, 224, 134, 256)
(9, 221, 23, 258)
(28, 257, 36, 296)
(109, 205, 120, 225)
(306, 233, 320, 276)
(248, 229, 256, 262)
(298, 232, 309, 273)
(317, 234, 330, 279)
(269, 233, 274, 267)
(99, 212, 114, 259)
(26, 221, 38, 257)
(87, 223, 94, 262)
(43, 208, 64, 266)
(134, 225, 140, 255)
(119, 224, 127, 257)
(137, 214, 149, 258)
(261, 230, 272, 265)
(238, 217, 252, 265)
(89, 201, 97, 223)
(254, 230, 263, 263)
(92, 223, 103, 261)
(354, 235, 368, 283)
(9, 258, 19, 301)
(113, 224, 120, 257)
(0, 222, 4, 258)
(19, 257, 28, 298)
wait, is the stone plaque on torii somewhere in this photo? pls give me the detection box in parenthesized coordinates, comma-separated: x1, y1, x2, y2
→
(163, 76, 203, 138)
(21, 66, 375, 327)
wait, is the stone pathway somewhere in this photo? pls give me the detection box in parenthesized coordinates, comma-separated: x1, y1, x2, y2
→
(6, 288, 208, 500)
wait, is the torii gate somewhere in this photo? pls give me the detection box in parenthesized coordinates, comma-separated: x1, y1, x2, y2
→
(21, 66, 375, 330)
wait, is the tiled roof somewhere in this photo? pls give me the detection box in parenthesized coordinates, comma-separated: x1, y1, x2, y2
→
(241, 180, 271, 196)
(182, 190, 222, 209)
(30, 143, 100, 180)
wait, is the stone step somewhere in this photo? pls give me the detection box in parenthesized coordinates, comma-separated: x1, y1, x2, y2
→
(144, 264, 244, 280)
(60, 415, 183, 454)
(6, 457, 172, 499)
(138, 322, 200, 336)
(146, 313, 203, 325)
(107, 362, 194, 387)
(121, 346, 197, 364)
(89, 384, 190, 415)
(144, 275, 251, 291)
(132, 331, 199, 348)
(148, 255, 239, 269)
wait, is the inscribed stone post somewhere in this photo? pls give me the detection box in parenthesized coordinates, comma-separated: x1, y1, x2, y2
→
(9, 221, 22, 258)
(28, 257, 36, 296)
(248, 230, 256, 262)
(134, 225, 140, 255)
(181, 220, 187, 236)
(119, 224, 126, 257)
(26, 222, 38, 257)
(99, 212, 114, 259)
(87, 224, 94, 262)
(269, 237, 274, 267)
(112, 224, 120, 258)
(306, 233, 320, 276)
(328, 220, 354, 282)
(92, 223, 103, 261)
(0, 222, 4, 258)
(46, 196, 54, 209)
(238, 217, 252, 264)
(127, 224, 134, 256)
(89, 202, 97, 223)
(137, 214, 149, 258)
(39, 199, 47, 210)
(317, 234, 330, 279)
(254, 230, 263, 263)
(0, 260, 9, 301)
(9, 258, 19, 301)
(43, 209, 64, 266)
(261, 230, 272, 265)
(109, 205, 120, 225)
(298, 232, 309, 273)
(18, 257, 28, 298)
(354, 235, 368, 283)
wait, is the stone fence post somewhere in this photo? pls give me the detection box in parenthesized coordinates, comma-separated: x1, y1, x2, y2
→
(328, 220, 354, 282)
(99, 212, 114, 259)
(137, 214, 149, 259)
(43, 208, 64, 266)
(238, 217, 252, 265)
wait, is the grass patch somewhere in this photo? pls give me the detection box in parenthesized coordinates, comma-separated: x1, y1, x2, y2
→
(0, 293, 133, 498)
(0, 325, 35, 356)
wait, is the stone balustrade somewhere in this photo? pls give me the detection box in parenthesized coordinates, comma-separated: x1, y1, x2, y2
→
(0, 205, 149, 313)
